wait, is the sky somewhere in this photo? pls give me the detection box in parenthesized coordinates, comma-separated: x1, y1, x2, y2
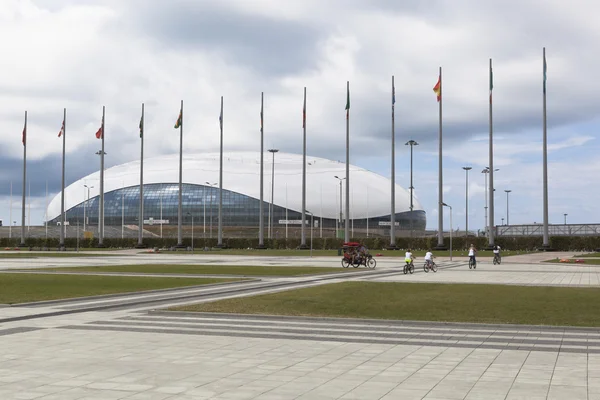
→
(1, 0, 599, 231)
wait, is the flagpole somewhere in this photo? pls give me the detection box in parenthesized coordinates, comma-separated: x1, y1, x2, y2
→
(121, 181, 124, 239)
(45, 180, 48, 241)
(60, 108, 66, 249)
(345, 81, 350, 243)
(137, 103, 145, 248)
(20, 111, 27, 247)
(542, 47, 550, 249)
(390, 75, 397, 248)
(28, 181, 31, 234)
(488, 59, 495, 248)
(258, 93, 265, 248)
(177, 100, 184, 247)
(300, 87, 308, 249)
(285, 182, 288, 239)
(217, 96, 224, 248)
(98, 106, 105, 247)
(9, 181, 12, 240)
(436, 67, 445, 249)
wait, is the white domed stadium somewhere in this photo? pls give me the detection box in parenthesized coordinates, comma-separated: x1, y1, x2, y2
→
(47, 152, 426, 237)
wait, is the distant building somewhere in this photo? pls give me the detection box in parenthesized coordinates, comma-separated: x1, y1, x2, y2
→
(47, 152, 426, 234)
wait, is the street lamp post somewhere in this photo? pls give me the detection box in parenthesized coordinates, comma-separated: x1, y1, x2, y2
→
(334, 176, 345, 239)
(462, 167, 472, 237)
(305, 210, 314, 257)
(501, 217, 505, 225)
(405, 140, 419, 240)
(83, 184, 93, 232)
(205, 182, 217, 240)
(505, 190, 512, 226)
(441, 202, 453, 261)
(187, 212, 194, 252)
(481, 167, 499, 239)
(564, 213, 567, 225)
(268, 149, 279, 239)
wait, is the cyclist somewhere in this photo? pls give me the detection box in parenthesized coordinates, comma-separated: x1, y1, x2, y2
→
(405, 249, 414, 267)
(424, 250, 434, 270)
(468, 244, 477, 266)
(493, 245, 501, 263)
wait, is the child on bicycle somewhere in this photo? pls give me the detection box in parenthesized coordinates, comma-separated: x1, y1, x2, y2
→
(424, 250, 434, 269)
(405, 249, 414, 266)
(493, 245, 501, 262)
(468, 244, 477, 265)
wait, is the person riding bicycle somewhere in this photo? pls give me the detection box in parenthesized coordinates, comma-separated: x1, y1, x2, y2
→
(493, 245, 501, 263)
(405, 249, 414, 267)
(357, 244, 368, 263)
(424, 250, 434, 269)
(468, 244, 477, 265)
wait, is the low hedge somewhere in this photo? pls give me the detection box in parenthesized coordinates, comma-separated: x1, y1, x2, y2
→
(1, 235, 599, 252)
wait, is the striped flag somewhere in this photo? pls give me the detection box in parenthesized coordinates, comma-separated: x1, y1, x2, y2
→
(345, 84, 350, 119)
(489, 63, 494, 104)
(139, 113, 143, 138)
(95, 116, 103, 139)
(22, 122, 26, 145)
(543, 51, 547, 94)
(433, 76, 441, 102)
(58, 119, 64, 138)
(174, 110, 182, 129)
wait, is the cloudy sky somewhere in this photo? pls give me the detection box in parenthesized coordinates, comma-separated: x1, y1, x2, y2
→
(1, 0, 598, 231)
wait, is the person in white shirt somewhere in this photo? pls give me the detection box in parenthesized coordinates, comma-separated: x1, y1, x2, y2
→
(424, 250, 434, 269)
(468, 244, 477, 265)
(405, 249, 414, 266)
(493, 245, 501, 263)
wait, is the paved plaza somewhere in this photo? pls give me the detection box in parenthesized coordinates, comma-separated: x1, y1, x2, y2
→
(1, 251, 600, 399)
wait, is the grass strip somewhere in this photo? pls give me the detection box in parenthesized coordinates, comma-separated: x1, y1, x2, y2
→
(172, 281, 600, 327)
(0, 252, 124, 258)
(0, 273, 239, 304)
(35, 264, 361, 276)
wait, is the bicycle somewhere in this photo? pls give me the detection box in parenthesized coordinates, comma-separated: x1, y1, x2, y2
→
(423, 260, 438, 273)
(493, 253, 501, 265)
(403, 260, 414, 274)
(469, 256, 477, 269)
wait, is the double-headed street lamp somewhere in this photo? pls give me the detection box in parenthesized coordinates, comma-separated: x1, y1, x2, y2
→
(481, 167, 499, 238)
(83, 184, 94, 231)
(462, 167, 472, 237)
(267, 149, 279, 239)
(504, 189, 512, 226)
(205, 182, 217, 239)
(334, 176, 346, 238)
(405, 140, 419, 239)
(186, 212, 194, 252)
(441, 202, 453, 261)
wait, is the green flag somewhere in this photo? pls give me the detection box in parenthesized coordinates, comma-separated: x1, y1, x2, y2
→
(345, 84, 350, 119)
(174, 110, 182, 129)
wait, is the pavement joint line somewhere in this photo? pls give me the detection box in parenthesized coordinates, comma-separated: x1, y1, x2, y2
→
(149, 311, 600, 333)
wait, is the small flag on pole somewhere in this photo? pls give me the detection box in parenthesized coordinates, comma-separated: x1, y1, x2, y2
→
(22, 123, 26, 145)
(302, 101, 306, 128)
(489, 64, 494, 104)
(433, 76, 441, 102)
(345, 85, 350, 119)
(58, 119, 64, 138)
(174, 110, 182, 129)
(95, 117, 103, 139)
(543, 51, 547, 94)
(392, 80, 396, 120)
(219, 108, 223, 129)
(139, 114, 143, 138)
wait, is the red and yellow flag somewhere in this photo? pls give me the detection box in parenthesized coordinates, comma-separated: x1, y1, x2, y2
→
(433, 77, 441, 102)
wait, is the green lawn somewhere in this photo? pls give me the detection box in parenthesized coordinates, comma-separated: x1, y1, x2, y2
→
(0, 252, 124, 258)
(35, 264, 362, 276)
(0, 274, 240, 304)
(151, 248, 532, 258)
(575, 253, 600, 258)
(172, 281, 600, 327)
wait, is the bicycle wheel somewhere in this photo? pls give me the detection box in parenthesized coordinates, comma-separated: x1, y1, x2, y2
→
(409, 263, 414, 274)
(341, 259, 350, 268)
(367, 257, 376, 269)
(469, 259, 473, 269)
(423, 263, 429, 273)
(403, 264, 408, 274)
(432, 262, 437, 273)
(497, 257, 501, 265)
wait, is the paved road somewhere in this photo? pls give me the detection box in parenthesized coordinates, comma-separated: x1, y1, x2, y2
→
(1, 252, 599, 399)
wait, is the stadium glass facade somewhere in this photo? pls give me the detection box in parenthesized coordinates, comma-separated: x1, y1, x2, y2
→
(50, 183, 426, 231)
